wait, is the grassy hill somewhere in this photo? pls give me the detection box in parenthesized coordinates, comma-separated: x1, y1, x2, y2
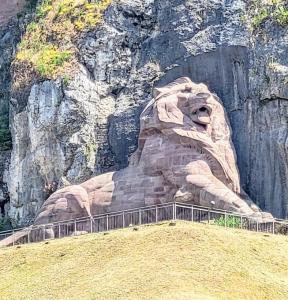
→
(0, 221, 288, 300)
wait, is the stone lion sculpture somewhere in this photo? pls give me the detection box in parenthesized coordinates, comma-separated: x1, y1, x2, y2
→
(1, 77, 273, 245)
(33, 76, 273, 222)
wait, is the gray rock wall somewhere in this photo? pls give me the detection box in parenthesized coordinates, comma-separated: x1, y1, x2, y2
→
(2, 0, 288, 223)
(0, 14, 26, 222)
(243, 20, 288, 218)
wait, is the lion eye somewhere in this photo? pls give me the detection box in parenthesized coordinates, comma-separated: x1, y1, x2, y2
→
(182, 87, 192, 93)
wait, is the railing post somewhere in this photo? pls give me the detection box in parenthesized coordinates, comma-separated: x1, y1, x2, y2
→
(156, 206, 158, 223)
(173, 203, 176, 220)
(256, 221, 259, 232)
(208, 209, 210, 224)
(58, 224, 61, 238)
(191, 206, 194, 222)
(74, 220, 77, 234)
(90, 218, 93, 233)
(12, 230, 15, 246)
(272, 221, 275, 234)
(106, 215, 109, 231)
(224, 211, 227, 227)
(122, 211, 125, 228)
(43, 225, 46, 241)
(139, 209, 141, 225)
(28, 229, 30, 243)
(240, 215, 243, 229)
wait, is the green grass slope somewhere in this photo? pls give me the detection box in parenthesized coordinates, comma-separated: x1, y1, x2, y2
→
(0, 221, 288, 300)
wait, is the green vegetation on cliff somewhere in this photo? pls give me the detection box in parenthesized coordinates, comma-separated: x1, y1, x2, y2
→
(247, 0, 288, 29)
(1, 221, 288, 299)
(13, 0, 111, 96)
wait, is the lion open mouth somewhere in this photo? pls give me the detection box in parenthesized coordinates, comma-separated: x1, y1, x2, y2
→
(190, 105, 211, 129)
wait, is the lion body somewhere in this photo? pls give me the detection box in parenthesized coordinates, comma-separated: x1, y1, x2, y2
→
(34, 128, 256, 225)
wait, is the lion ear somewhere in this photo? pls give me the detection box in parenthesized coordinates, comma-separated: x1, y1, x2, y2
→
(156, 98, 184, 125)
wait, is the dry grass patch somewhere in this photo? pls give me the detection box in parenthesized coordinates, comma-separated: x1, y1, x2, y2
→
(1, 221, 288, 299)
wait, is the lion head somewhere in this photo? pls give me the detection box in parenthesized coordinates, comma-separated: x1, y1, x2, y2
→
(136, 77, 241, 193)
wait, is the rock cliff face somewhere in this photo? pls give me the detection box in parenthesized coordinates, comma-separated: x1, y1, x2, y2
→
(0, 6, 32, 223)
(0, 0, 287, 224)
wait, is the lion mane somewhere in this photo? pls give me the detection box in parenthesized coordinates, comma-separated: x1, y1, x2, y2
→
(134, 77, 241, 194)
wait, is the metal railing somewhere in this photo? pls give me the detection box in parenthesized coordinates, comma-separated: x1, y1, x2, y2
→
(0, 202, 287, 246)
